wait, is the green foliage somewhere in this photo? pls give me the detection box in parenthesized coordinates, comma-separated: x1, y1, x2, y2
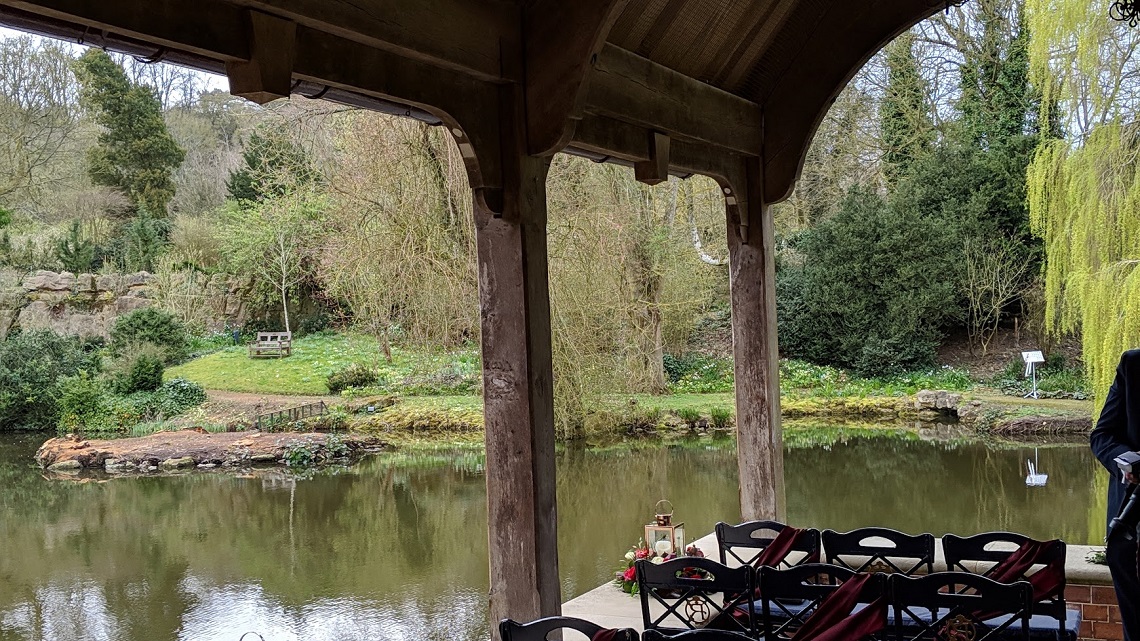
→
(993, 353, 1090, 399)
(327, 364, 379, 394)
(676, 407, 702, 428)
(109, 307, 191, 363)
(54, 220, 96, 273)
(112, 210, 169, 272)
(0, 206, 11, 228)
(709, 407, 733, 430)
(881, 32, 933, 186)
(664, 353, 734, 393)
(778, 186, 959, 376)
(56, 371, 142, 433)
(779, 359, 973, 397)
(227, 126, 322, 202)
(149, 378, 207, 415)
(959, 2, 1034, 149)
(107, 345, 165, 394)
(71, 49, 184, 215)
(0, 330, 100, 430)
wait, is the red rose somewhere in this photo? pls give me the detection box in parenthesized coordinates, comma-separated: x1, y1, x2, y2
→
(623, 566, 637, 582)
(635, 548, 652, 559)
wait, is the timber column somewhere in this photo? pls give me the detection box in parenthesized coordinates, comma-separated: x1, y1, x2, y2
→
(471, 86, 561, 633)
(726, 157, 785, 521)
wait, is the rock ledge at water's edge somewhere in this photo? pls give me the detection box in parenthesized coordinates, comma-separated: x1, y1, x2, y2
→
(35, 429, 388, 474)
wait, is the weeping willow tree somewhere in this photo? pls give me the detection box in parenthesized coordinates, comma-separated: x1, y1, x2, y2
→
(1026, 0, 1140, 409)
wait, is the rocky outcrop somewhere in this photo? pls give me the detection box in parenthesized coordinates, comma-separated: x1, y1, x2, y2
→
(0, 269, 249, 339)
(36, 429, 389, 474)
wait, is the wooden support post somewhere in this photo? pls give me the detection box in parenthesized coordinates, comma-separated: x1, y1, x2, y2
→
(226, 10, 296, 105)
(634, 131, 670, 185)
(473, 88, 560, 637)
(726, 157, 785, 521)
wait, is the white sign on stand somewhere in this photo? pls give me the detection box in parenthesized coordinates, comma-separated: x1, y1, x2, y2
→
(1021, 350, 1045, 399)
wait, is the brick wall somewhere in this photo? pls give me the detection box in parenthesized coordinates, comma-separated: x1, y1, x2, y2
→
(1067, 584, 1123, 641)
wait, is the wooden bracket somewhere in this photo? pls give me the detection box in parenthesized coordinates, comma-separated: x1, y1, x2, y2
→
(226, 10, 296, 104)
(524, 0, 630, 155)
(634, 131, 670, 186)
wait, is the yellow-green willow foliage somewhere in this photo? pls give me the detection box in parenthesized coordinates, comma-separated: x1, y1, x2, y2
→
(1028, 122, 1140, 410)
(1026, 0, 1140, 136)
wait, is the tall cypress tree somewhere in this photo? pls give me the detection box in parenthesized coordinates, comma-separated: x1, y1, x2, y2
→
(880, 32, 932, 187)
(958, 0, 1033, 149)
(72, 50, 184, 216)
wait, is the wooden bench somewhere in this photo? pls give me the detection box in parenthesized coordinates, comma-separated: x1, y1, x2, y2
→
(248, 331, 292, 358)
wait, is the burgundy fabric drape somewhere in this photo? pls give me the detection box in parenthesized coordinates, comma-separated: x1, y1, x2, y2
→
(985, 539, 1065, 602)
(790, 573, 887, 641)
(590, 629, 631, 641)
(752, 526, 820, 569)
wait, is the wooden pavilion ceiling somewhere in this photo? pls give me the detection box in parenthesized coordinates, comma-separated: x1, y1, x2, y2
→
(0, 0, 956, 202)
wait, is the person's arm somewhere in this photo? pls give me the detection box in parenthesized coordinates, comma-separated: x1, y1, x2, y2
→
(1091, 352, 1138, 482)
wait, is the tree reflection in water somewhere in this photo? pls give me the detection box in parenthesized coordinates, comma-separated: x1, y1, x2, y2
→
(0, 428, 1107, 641)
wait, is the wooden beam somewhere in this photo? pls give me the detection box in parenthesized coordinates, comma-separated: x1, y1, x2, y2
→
(226, 10, 296, 104)
(523, 0, 629, 155)
(725, 156, 784, 521)
(584, 44, 763, 156)
(634, 131, 670, 185)
(474, 85, 561, 638)
(0, 0, 248, 61)
(243, 0, 514, 82)
(570, 114, 749, 182)
(759, 0, 949, 202)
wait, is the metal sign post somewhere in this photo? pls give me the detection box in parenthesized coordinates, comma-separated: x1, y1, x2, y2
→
(1021, 350, 1045, 399)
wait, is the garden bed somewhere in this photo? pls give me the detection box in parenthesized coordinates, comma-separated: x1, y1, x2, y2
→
(35, 429, 388, 474)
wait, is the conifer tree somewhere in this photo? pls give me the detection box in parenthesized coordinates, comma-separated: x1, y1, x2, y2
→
(880, 32, 932, 187)
(72, 49, 184, 216)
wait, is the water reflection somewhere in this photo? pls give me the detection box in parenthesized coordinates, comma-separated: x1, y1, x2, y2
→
(0, 429, 1108, 641)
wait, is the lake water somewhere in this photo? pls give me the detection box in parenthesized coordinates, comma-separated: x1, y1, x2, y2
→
(0, 427, 1109, 641)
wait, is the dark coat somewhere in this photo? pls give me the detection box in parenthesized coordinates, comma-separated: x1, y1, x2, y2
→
(1091, 349, 1140, 527)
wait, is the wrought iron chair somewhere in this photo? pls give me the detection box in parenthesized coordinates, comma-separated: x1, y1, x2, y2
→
(499, 616, 638, 641)
(641, 629, 755, 641)
(942, 532, 1077, 640)
(822, 527, 936, 575)
(636, 557, 757, 637)
(758, 563, 887, 641)
(715, 520, 821, 568)
(889, 572, 1034, 641)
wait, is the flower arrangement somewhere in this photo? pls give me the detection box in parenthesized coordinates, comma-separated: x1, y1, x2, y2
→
(613, 540, 706, 596)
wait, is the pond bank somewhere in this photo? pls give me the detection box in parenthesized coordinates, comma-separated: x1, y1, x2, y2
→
(35, 429, 388, 474)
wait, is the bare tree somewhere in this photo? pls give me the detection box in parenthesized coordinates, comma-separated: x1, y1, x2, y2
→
(962, 236, 1032, 355)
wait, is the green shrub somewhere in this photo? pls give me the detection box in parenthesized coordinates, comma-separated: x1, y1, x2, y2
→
(0, 330, 100, 431)
(777, 185, 959, 377)
(57, 372, 140, 433)
(327, 363, 379, 394)
(110, 307, 190, 363)
(151, 377, 207, 415)
(676, 407, 702, 428)
(710, 407, 733, 429)
(107, 345, 165, 394)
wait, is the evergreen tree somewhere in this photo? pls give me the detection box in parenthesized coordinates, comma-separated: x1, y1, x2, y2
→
(958, 0, 1032, 149)
(55, 220, 96, 273)
(227, 126, 320, 203)
(72, 49, 184, 215)
(880, 32, 933, 187)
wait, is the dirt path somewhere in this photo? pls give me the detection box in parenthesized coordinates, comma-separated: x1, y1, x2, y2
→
(175, 390, 341, 427)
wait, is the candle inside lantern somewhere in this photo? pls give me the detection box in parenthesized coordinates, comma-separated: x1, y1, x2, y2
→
(655, 539, 674, 556)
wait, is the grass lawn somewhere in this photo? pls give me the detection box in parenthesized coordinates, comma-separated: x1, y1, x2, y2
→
(166, 332, 479, 395)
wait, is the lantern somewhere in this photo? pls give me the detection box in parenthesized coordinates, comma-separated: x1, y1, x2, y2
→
(644, 499, 685, 556)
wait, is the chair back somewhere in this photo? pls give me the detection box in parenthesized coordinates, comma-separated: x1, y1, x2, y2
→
(636, 557, 756, 636)
(499, 616, 637, 641)
(715, 520, 820, 568)
(822, 527, 935, 575)
(641, 630, 754, 641)
(889, 572, 1033, 641)
(758, 563, 887, 640)
(942, 532, 1068, 631)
